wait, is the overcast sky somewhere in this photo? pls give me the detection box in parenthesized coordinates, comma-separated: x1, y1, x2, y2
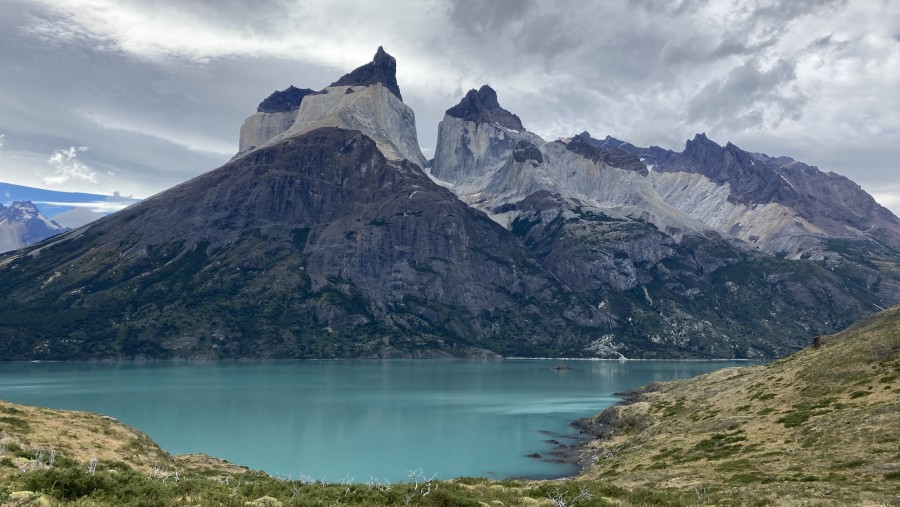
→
(1, 0, 898, 214)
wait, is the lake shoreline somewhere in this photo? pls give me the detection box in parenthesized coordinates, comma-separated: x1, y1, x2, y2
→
(544, 384, 654, 475)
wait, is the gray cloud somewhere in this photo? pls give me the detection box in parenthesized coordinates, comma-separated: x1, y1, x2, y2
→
(686, 58, 805, 130)
(0, 0, 897, 216)
(50, 207, 105, 228)
(446, 0, 537, 38)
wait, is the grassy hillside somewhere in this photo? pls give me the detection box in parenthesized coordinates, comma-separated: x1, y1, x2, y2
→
(1, 305, 897, 506)
(574, 304, 900, 505)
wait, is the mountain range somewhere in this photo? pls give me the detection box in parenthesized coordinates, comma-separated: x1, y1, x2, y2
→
(0, 47, 897, 360)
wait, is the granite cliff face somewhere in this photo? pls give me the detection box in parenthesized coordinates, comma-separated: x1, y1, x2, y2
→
(430, 89, 542, 192)
(430, 86, 707, 240)
(0, 201, 66, 253)
(237, 48, 425, 168)
(238, 86, 317, 152)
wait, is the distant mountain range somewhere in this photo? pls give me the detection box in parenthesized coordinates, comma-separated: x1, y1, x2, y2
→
(0, 182, 139, 253)
(0, 200, 66, 253)
(0, 47, 897, 360)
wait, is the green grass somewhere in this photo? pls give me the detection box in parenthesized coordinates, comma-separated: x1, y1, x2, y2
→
(2, 456, 700, 507)
(0, 416, 31, 432)
(690, 430, 747, 460)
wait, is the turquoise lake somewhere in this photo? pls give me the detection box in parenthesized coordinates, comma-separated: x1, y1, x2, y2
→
(0, 360, 753, 482)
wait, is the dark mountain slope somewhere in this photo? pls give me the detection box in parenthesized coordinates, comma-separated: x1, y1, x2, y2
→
(0, 128, 604, 360)
(508, 192, 881, 358)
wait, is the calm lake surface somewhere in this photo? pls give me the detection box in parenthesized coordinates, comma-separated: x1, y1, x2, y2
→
(0, 360, 754, 482)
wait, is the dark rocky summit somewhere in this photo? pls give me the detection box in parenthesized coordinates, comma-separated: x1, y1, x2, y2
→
(329, 46, 403, 101)
(256, 85, 317, 113)
(446, 85, 524, 131)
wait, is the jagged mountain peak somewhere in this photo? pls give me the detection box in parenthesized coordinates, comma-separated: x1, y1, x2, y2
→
(691, 132, 713, 143)
(9, 200, 40, 212)
(329, 46, 403, 101)
(683, 132, 725, 160)
(6, 201, 57, 223)
(445, 85, 524, 131)
(575, 132, 636, 152)
(681, 135, 775, 176)
(257, 85, 317, 113)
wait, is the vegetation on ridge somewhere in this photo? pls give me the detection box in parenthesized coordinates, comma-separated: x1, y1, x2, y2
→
(573, 304, 900, 505)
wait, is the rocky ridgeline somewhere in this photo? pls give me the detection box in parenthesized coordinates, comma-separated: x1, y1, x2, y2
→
(0, 47, 898, 361)
(576, 132, 900, 257)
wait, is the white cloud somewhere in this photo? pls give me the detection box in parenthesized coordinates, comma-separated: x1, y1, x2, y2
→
(80, 109, 235, 156)
(45, 146, 97, 185)
(35, 200, 134, 213)
(48, 207, 105, 228)
(25, 0, 431, 70)
(0, 133, 5, 150)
